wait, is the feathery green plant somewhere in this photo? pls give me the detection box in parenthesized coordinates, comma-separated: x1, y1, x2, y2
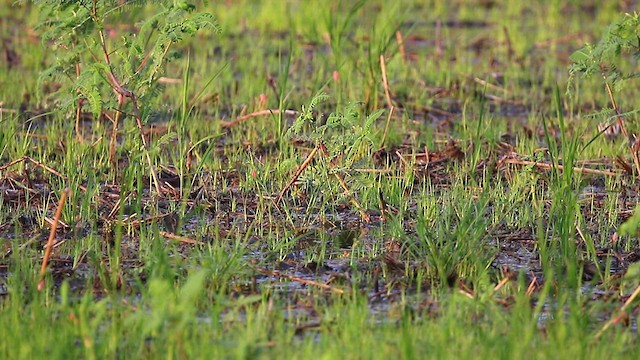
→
(569, 12, 640, 174)
(570, 12, 640, 249)
(287, 92, 384, 168)
(569, 12, 640, 91)
(36, 0, 219, 118)
(34, 0, 219, 190)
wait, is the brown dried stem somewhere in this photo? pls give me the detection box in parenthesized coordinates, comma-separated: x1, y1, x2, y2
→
(109, 94, 124, 183)
(38, 187, 70, 291)
(501, 158, 620, 177)
(379, 54, 394, 110)
(253, 267, 347, 295)
(159, 231, 199, 245)
(98, 28, 161, 194)
(220, 109, 299, 128)
(602, 77, 640, 179)
(595, 284, 640, 339)
(0, 156, 88, 193)
(74, 61, 84, 142)
(379, 106, 394, 149)
(276, 145, 319, 204)
(395, 30, 406, 63)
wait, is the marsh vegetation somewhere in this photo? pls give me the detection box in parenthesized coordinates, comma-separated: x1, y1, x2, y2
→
(2, 1, 640, 358)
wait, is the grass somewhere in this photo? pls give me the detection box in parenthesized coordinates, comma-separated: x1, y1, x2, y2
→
(2, 0, 640, 358)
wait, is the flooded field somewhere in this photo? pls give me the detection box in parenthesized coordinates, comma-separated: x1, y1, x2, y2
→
(2, 0, 640, 358)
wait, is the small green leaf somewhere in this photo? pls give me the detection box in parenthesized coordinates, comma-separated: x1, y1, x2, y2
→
(569, 49, 592, 63)
(619, 205, 640, 236)
(624, 262, 640, 281)
(175, 1, 195, 12)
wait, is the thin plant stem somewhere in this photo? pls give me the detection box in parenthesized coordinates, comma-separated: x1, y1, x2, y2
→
(38, 187, 70, 291)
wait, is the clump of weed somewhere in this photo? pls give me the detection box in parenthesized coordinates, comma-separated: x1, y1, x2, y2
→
(279, 92, 384, 221)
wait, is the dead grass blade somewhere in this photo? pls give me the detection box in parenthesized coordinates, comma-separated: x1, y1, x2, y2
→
(1, 156, 88, 192)
(331, 171, 371, 223)
(220, 109, 298, 128)
(253, 267, 347, 295)
(492, 274, 513, 294)
(602, 78, 640, 179)
(500, 158, 620, 177)
(276, 145, 319, 204)
(379, 105, 394, 149)
(526, 275, 538, 296)
(615, 155, 634, 175)
(395, 31, 406, 63)
(38, 187, 70, 291)
(380, 54, 394, 110)
(594, 284, 640, 339)
(159, 231, 199, 245)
